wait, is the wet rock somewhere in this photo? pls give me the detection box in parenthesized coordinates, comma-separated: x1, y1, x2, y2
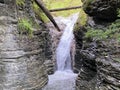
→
(96, 57, 120, 90)
(0, 16, 18, 24)
(0, 3, 49, 90)
(0, 0, 4, 3)
(73, 27, 85, 73)
(46, 16, 75, 74)
(76, 68, 97, 90)
(44, 60, 54, 75)
(82, 0, 120, 21)
(74, 8, 120, 90)
(46, 22, 62, 74)
(75, 50, 97, 90)
(74, 36, 120, 90)
(0, 22, 48, 90)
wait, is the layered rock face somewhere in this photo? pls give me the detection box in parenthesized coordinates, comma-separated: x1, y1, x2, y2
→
(73, 27, 85, 73)
(0, 1, 50, 90)
(75, 37, 120, 90)
(74, 0, 120, 90)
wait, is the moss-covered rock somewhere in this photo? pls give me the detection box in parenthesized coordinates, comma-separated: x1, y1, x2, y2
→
(74, 9, 87, 31)
(82, 0, 120, 21)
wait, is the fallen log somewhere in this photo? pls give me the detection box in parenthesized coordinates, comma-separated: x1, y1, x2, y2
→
(34, 0, 61, 31)
(49, 6, 82, 12)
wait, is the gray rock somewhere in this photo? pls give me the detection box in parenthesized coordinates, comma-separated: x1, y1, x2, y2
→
(0, 2, 50, 90)
(74, 14, 120, 90)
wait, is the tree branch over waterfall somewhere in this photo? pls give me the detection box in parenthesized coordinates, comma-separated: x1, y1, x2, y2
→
(49, 6, 82, 12)
(34, 0, 61, 31)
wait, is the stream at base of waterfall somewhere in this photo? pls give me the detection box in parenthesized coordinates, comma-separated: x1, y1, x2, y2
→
(42, 13, 79, 90)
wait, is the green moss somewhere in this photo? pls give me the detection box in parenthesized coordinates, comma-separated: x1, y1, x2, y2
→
(82, 0, 93, 11)
(32, 2, 50, 23)
(18, 18, 34, 37)
(16, 0, 25, 6)
(74, 9, 87, 31)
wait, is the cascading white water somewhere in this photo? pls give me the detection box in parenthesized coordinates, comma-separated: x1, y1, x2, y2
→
(56, 13, 78, 71)
(42, 13, 79, 90)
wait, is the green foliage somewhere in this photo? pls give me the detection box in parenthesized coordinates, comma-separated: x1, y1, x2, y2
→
(79, 9, 87, 26)
(85, 20, 120, 41)
(43, 0, 83, 17)
(32, 0, 84, 23)
(18, 18, 33, 36)
(74, 9, 87, 31)
(85, 28, 106, 40)
(32, 2, 49, 22)
(16, 0, 25, 6)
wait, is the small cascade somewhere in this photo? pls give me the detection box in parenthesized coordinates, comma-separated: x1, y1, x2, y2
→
(42, 13, 79, 90)
(56, 13, 78, 71)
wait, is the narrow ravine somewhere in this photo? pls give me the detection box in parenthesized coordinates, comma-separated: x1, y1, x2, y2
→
(42, 13, 79, 90)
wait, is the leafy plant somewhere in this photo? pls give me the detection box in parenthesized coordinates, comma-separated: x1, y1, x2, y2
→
(18, 18, 33, 36)
(85, 27, 106, 40)
(85, 20, 120, 41)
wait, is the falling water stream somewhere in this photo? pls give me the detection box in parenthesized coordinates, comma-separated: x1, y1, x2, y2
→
(56, 13, 78, 71)
(43, 13, 79, 90)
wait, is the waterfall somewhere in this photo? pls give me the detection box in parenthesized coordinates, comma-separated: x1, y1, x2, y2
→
(56, 13, 79, 71)
(42, 13, 79, 90)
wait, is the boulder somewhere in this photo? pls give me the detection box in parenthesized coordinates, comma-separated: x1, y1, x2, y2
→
(82, 0, 120, 21)
(0, 0, 4, 3)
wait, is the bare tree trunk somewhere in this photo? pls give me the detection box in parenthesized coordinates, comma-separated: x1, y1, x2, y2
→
(49, 6, 82, 12)
(34, 0, 61, 31)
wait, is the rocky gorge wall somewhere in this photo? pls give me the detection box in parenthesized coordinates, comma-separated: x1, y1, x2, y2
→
(74, 0, 120, 90)
(0, 1, 52, 90)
